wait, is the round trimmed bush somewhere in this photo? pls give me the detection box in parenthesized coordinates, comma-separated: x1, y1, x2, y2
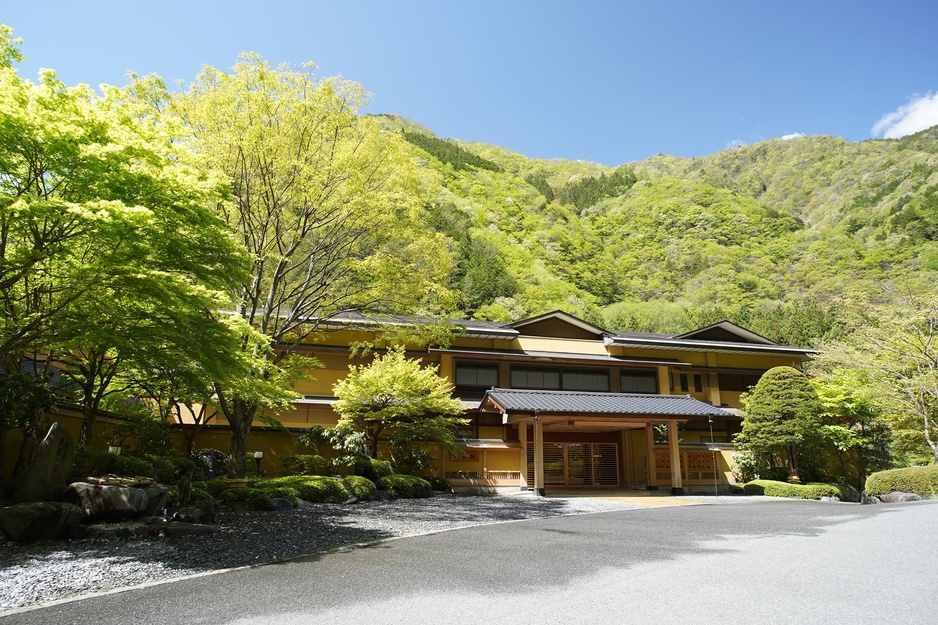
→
(377, 474, 434, 499)
(424, 477, 452, 492)
(865, 465, 938, 497)
(261, 476, 349, 503)
(342, 475, 377, 500)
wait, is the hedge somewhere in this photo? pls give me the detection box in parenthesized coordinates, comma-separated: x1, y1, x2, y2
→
(342, 475, 377, 500)
(742, 480, 846, 500)
(261, 475, 350, 503)
(424, 477, 452, 492)
(377, 474, 434, 499)
(864, 465, 938, 497)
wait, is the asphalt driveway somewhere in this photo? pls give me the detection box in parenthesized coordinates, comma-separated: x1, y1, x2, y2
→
(5, 499, 936, 625)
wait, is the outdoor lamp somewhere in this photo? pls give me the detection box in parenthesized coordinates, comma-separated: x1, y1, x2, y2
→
(254, 451, 264, 475)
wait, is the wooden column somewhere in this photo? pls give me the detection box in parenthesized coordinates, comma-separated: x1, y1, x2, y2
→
(668, 419, 684, 495)
(533, 414, 545, 496)
(644, 423, 657, 490)
(519, 421, 529, 491)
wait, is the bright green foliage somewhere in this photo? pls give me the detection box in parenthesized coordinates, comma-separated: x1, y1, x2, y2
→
(260, 475, 350, 503)
(864, 465, 938, 497)
(0, 26, 250, 453)
(742, 479, 846, 500)
(810, 369, 893, 490)
(162, 54, 457, 477)
(817, 295, 938, 464)
(333, 348, 468, 459)
(377, 474, 434, 499)
(341, 475, 377, 500)
(737, 366, 825, 482)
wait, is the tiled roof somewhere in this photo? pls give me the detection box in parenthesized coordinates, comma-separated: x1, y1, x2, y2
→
(482, 388, 734, 418)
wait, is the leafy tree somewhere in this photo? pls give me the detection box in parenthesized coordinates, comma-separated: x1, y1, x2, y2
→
(332, 348, 467, 463)
(736, 366, 825, 482)
(0, 25, 248, 444)
(402, 131, 502, 173)
(811, 368, 893, 490)
(161, 55, 456, 477)
(818, 295, 938, 464)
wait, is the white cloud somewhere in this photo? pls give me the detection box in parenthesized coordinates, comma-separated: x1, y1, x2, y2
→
(872, 92, 938, 138)
(781, 132, 804, 140)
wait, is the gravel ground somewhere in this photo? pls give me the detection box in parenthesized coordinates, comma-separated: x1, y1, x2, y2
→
(0, 493, 641, 612)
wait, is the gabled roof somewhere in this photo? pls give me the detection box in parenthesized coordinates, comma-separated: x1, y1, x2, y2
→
(675, 320, 775, 345)
(504, 310, 607, 339)
(481, 388, 734, 419)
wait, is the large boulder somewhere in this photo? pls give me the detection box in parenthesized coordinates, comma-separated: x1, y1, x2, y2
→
(65, 482, 168, 522)
(192, 448, 230, 481)
(0, 502, 86, 543)
(170, 500, 216, 524)
(12, 422, 76, 503)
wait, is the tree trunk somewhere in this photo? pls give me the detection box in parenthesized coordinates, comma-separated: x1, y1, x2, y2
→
(227, 396, 258, 478)
(787, 445, 801, 483)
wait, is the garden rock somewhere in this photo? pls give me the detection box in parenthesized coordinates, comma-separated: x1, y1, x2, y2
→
(878, 491, 923, 503)
(270, 498, 294, 511)
(171, 500, 217, 524)
(192, 448, 230, 481)
(65, 481, 167, 522)
(12, 422, 76, 503)
(861, 492, 882, 504)
(0, 502, 86, 543)
(135, 522, 216, 538)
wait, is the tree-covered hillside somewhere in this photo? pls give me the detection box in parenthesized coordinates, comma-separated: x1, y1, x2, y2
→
(390, 117, 938, 346)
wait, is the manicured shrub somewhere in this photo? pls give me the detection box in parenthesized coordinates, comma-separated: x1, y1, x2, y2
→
(743, 479, 847, 500)
(264, 487, 299, 507)
(377, 474, 434, 499)
(218, 487, 274, 511)
(424, 477, 452, 492)
(111, 454, 157, 479)
(166, 486, 214, 507)
(280, 454, 329, 476)
(354, 458, 393, 482)
(70, 445, 111, 482)
(864, 465, 938, 497)
(262, 475, 349, 503)
(201, 476, 229, 499)
(342, 475, 377, 500)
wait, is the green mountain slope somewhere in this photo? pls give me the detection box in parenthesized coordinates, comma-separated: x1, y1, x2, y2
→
(391, 119, 938, 344)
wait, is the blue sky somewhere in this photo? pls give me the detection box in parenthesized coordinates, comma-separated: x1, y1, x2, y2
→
(4, 1, 937, 166)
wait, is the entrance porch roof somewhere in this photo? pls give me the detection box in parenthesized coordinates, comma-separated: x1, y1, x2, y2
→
(480, 388, 734, 421)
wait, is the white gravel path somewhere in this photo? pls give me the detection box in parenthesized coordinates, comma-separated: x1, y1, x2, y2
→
(0, 493, 641, 612)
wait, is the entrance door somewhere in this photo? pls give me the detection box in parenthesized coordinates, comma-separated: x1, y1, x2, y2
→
(527, 443, 619, 487)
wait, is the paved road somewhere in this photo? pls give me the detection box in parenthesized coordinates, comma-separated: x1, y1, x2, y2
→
(6, 499, 936, 624)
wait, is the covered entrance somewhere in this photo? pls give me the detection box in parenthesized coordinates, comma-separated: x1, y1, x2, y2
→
(527, 442, 619, 487)
(481, 388, 733, 496)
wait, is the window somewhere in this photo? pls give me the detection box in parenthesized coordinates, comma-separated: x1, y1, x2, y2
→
(511, 368, 561, 389)
(511, 366, 609, 392)
(620, 370, 658, 394)
(454, 363, 499, 400)
(718, 372, 763, 392)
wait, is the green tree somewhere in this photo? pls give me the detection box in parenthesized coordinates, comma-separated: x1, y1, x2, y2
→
(811, 368, 893, 490)
(332, 348, 467, 463)
(0, 26, 248, 445)
(736, 366, 825, 482)
(163, 55, 457, 477)
(818, 295, 938, 465)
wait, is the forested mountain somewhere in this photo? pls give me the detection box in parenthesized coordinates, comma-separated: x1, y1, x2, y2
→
(375, 114, 938, 346)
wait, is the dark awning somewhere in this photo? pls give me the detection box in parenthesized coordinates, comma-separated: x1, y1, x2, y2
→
(480, 388, 735, 420)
